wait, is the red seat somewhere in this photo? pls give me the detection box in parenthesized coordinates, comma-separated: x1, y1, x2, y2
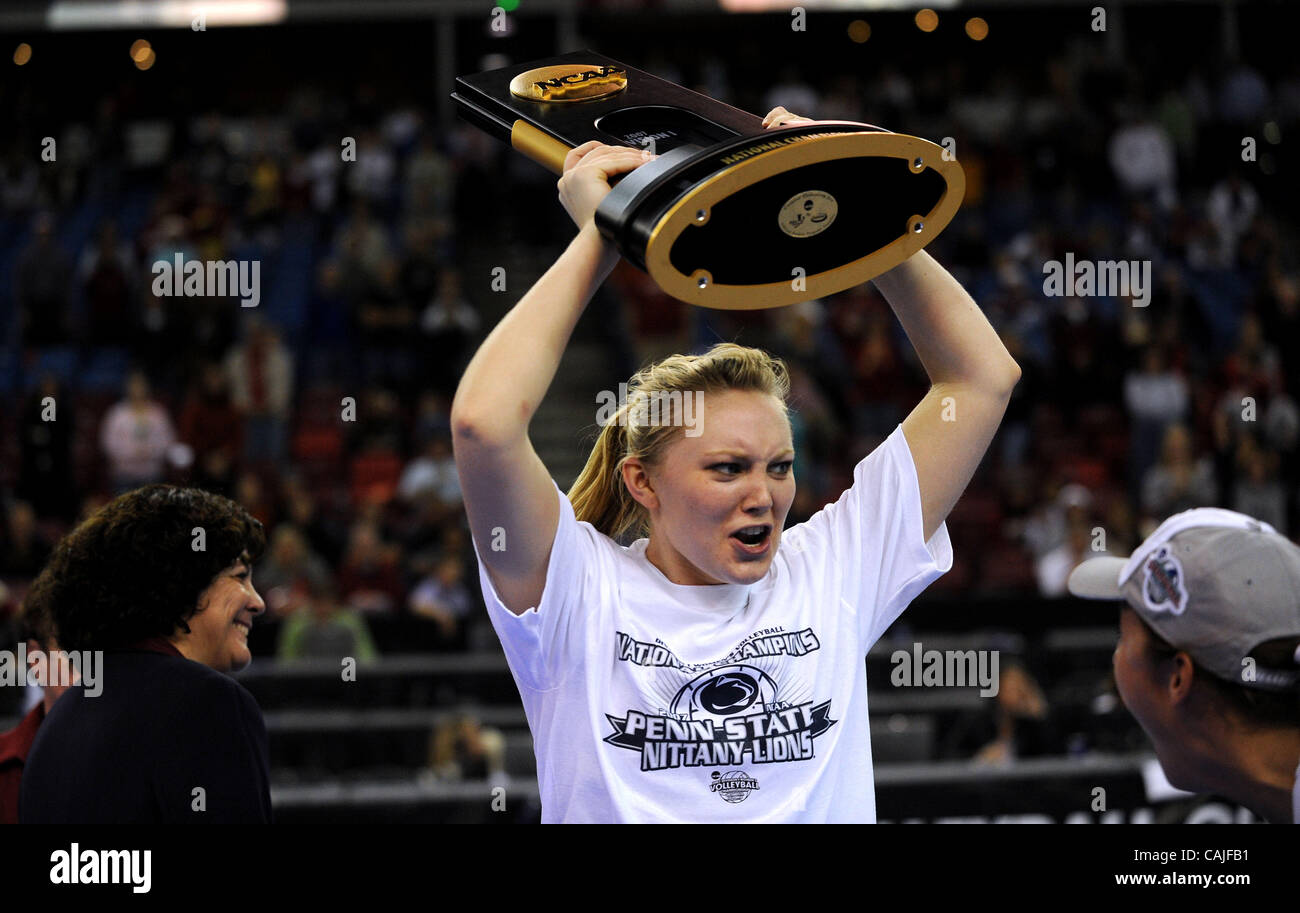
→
(349, 450, 403, 505)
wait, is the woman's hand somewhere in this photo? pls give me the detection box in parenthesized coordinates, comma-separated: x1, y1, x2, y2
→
(762, 106, 816, 129)
(558, 141, 657, 230)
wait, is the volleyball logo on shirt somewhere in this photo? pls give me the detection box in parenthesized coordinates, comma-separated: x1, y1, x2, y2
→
(710, 770, 759, 803)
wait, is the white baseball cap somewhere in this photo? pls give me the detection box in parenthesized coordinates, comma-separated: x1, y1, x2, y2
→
(1068, 508, 1300, 691)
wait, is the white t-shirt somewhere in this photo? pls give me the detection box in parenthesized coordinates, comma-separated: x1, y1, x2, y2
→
(472, 424, 953, 822)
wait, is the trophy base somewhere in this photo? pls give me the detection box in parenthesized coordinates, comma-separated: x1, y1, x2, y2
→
(596, 123, 964, 310)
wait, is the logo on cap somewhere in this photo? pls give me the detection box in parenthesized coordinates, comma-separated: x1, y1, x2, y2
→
(1142, 546, 1189, 615)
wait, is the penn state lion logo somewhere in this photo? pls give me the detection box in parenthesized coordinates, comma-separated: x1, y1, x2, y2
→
(671, 665, 780, 723)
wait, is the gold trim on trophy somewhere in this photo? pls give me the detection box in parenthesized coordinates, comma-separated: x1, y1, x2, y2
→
(509, 64, 628, 103)
(643, 131, 965, 310)
(509, 120, 572, 174)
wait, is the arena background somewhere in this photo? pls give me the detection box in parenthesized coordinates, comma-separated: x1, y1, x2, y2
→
(0, 0, 1296, 825)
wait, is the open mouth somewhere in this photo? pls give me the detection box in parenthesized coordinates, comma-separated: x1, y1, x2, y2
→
(730, 524, 772, 548)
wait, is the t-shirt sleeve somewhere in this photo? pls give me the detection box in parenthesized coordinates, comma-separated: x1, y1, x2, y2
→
(785, 424, 953, 650)
(471, 479, 596, 692)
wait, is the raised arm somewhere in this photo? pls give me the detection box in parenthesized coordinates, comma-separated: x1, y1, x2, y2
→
(763, 107, 1019, 541)
(873, 251, 1020, 541)
(451, 142, 654, 614)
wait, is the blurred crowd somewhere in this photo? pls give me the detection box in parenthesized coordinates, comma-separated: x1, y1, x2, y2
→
(1, 29, 1298, 666)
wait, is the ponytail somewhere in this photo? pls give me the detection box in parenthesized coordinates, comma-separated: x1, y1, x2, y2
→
(569, 415, 644, 543)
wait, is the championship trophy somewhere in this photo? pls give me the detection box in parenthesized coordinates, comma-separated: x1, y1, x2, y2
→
(452, 51, 964, 310)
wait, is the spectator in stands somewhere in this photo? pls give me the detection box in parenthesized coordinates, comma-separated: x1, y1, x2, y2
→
(179, 361, 245, 496)
(1207, 173, 1259, 268)
(225, 318, 294, 468)
(347, 128, 397, 213)
(419, 268, 480, 395)
(408, 554, 473, 650)
(99, 370, 177, 494)
(1, 149, 40, 213)
(233, 471, 277, 530)
(337, 522, 402, 614)
(0, 501, 52, 579)
(410, 390, 452, 445)
(20, 485, 272, 823)
(1233, 436, 1287, 535)
(276, 577, 377, 664)
(396, 433, 460, 511)
(1216, 57, 1272, 124)
(398, 217, 442, 312)
(332, 198, 391, 286)
(0, 578, 75, 824)
(281, 483, 345, 568)
(1141, 424, 1219, 524)
(17, 375, 75, 522)
(1124, 345, 1189, 490)
(77, 220, 135, 347)
(1107, 102, 1177, 209)
(1036, 509, 1097, 598)
(357, 256, 417, 392)
(405, 130, 453, 220)
(14, 212, 73, 348)
(257, 524, 333, 618)
(427, 714, 505, 784)
(348, 386, 406, 457)
(970, 663, 1058, 765)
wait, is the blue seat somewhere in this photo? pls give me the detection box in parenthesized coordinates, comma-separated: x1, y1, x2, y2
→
(28, 346, 80, 387)
(80, 347, 132, 393)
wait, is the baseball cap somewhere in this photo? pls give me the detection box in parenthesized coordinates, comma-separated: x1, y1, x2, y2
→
(1068, 508, 1300, 691)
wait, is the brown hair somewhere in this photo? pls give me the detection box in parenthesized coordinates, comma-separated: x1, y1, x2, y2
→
(568, 343, 791, 542)
(17, 573, 57, 648)
(37, 484, 266, 652)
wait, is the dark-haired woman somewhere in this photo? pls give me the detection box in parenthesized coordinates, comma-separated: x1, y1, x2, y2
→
(20, 484, 272, 823)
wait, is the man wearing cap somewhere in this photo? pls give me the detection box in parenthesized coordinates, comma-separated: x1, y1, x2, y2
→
(1069, 507, 1300, 824)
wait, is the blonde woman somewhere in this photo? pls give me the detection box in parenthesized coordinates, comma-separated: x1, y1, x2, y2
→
(452, 108, 1020, 822)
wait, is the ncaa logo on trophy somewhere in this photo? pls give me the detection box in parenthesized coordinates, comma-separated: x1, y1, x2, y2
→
(509, 63, 628, 102)
(453, 50, 964, 310)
